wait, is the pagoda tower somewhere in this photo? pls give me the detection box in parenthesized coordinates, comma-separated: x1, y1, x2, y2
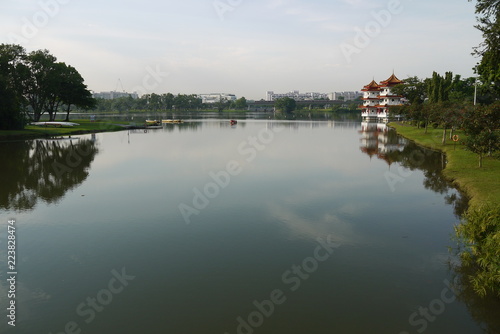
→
(377, 73, 404, 119)
(360, 79, 381, 121)
(360, 73, 404, 121)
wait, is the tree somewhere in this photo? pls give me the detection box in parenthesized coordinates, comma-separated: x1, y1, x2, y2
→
(462, 102, 500, 167)
(214, 95, 229, 112)
(164, 93, 175, 110)
(274, 97, 296, 113)
(390, 76, 426, 105)
(0, 44, 26, 130)
(234, 97, 248, 110)
(58, 64, 96, 121)
(427, 71, 453, 103)
(20, 49, 58, 121)
(470, 0, 500, 97)
(455, 204, 500, 297)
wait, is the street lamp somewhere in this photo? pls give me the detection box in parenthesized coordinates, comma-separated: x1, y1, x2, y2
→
(474, 78, 478, 106)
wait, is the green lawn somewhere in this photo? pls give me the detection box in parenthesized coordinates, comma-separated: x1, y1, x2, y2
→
(0, 119, 127, 140)
(389, 122, 500, 209)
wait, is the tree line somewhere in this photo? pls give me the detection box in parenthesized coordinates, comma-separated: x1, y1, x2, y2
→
(389, 71, 499, 167)
(0, 44, 95, 130)
(93, 94, 248, 113)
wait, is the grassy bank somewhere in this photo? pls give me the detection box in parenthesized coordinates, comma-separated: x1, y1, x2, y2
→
(0, 119, 127, 140)
(389, 122, 500, 209)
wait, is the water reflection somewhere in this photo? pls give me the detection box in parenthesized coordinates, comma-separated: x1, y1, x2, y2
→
(0, 136, 99, 211)
(359, 122, 469, 217)
(0, 120, 490, 333)
(451, 261, 500, 333)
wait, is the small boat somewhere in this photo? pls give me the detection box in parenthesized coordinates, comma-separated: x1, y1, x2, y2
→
(162, 119, 184, 124)
(31, 121, 80, 127)
(145, 120, 160, 124)
(230, 120, 237, 125)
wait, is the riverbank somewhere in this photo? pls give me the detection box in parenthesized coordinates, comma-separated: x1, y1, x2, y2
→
(389, 122, 500, 209)
(0, 119, 127, 141)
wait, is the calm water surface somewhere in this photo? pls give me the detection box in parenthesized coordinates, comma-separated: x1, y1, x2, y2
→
(0, 120, 492, 333)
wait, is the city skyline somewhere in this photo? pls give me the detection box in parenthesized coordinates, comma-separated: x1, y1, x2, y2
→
(2, 0, 482, 100)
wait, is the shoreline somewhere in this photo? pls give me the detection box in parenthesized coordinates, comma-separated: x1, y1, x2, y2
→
(0, 120, 127, 141)
(388, 122, 500, 209)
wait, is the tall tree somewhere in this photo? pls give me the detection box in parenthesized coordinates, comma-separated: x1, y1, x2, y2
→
(21, 49, 58, 121)
(470, 0, 500, 97)
(0, 44, 26, 130)
(462, 102, 500, 167)
(390, 76, 426, 105)
(274, 97, 296, 113)
(234, 97, 248, 110)
(58, 64, 96, 121)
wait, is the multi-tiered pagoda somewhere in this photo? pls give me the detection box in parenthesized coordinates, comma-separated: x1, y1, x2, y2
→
(360, 73, 404, 121)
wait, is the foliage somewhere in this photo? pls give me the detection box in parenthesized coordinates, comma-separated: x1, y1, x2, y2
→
(0, 44, 95, 127)
(93, 93, 205, 112)
(390, 76, 426, 105)
(462, 102, 500, 167)
(274, 97, 296, 113)
(455, 204, 500, 298)
(0, 138, 99, 210)
(233, 97, 248, 110)
(0, 44, 26, 130)
(214, 96, 229, 112)
(426, 71, 453, 103)
(470, 0, 500, 98)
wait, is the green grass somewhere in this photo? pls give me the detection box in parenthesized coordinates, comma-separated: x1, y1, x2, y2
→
(0, 119, 127, 140)
(389, 122, 500, 209)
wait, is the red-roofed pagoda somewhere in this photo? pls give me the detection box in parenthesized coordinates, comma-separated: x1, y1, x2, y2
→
(360, 73, 404, 122)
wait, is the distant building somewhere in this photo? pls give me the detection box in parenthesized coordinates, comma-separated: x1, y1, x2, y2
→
(328, 91, 362, 101)
(266, 90, 360, 101)
(198, 93, 237, 104)
(92, 91, 139, 99)
(360, 74, 404, 121)
(265, 91, 329, 101)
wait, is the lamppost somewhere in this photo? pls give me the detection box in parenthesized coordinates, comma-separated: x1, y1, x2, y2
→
(474, 78, 478, 106)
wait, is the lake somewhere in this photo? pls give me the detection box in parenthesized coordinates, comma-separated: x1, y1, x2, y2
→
(0, 119, 494, 333)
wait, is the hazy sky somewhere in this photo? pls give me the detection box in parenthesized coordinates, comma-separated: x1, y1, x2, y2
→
(2, 0, 482, 100)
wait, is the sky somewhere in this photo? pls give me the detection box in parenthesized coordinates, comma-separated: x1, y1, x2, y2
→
(1, 0, 483, 100)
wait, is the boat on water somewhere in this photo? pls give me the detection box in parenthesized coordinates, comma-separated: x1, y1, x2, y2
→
(31, 121, 80, 127)
(162, 119, 184, 124)
(230, 120, 237, 125)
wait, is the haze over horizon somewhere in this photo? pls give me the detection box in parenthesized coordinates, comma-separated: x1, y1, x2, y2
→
(2, 0, 482, 100)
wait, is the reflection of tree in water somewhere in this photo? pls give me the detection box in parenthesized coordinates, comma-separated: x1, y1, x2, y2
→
(0, 138, 99, 211)
(450, 262, 500, 333)
(359, 123, 468, 217)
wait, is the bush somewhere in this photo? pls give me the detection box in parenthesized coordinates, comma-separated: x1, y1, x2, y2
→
(455, 204, 500, 297)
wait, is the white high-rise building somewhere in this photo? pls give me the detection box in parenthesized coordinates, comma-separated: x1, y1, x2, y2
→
(198, 93, 237, 104)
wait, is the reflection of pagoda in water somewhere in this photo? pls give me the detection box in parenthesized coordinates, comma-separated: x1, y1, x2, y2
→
(360, 73, 404, 122)
(359, 122, 406, 165)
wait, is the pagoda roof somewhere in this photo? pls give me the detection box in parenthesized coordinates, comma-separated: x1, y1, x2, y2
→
(361, 80, 381, 91)
(379, 73, 403, 87)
